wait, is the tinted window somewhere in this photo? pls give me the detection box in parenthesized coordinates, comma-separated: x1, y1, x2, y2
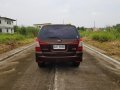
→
(38, 25, 79, 40)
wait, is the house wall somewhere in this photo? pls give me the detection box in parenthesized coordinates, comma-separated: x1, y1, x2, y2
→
(0, 18, 15, 34)
(2, 28, 7, 33)
(1, 28, 14, 34)
(0, 18, 14, 28)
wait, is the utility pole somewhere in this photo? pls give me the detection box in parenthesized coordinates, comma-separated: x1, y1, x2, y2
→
(93, 20, 96, 31)
(94, 20, 96, 28)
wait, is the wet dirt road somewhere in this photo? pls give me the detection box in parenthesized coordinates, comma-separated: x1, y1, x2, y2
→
(0, 46, 120, 90)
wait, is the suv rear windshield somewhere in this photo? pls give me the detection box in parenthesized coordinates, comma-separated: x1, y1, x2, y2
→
(38, 25, 79, 40)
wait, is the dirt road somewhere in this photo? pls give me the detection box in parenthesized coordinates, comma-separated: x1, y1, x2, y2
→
(0, 46, 120, 90)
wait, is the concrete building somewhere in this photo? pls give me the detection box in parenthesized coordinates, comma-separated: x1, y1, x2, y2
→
(0, 17, 16, 34)
(34, 23, 52, 29)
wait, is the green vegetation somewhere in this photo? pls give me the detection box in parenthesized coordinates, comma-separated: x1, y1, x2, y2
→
(14, 26, 39, 38)
(0, 26, 39, 53)
(78, 25, 120, 58)
(79, 24, 120, 42)
(0, 26, 39, 44)
(0, 34, 26, 44)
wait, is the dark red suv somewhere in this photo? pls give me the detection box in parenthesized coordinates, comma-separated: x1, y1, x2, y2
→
(35, 24, 83, 67)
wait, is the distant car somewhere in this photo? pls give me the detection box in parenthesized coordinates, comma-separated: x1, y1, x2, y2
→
(35, 24, 83, 67)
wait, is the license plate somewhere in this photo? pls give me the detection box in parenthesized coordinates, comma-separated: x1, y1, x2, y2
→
(53, 45, 65, 49)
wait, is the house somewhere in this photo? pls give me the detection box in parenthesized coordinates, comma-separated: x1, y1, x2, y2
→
(34, 23, 52, 29)
(0, 16, 16, 34)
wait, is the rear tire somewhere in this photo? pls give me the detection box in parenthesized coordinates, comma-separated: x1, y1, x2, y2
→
(38, 62, 45, 68)
(72, 62, 80, 67)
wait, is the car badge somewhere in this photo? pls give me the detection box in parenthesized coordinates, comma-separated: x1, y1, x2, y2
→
(57, 39, 62, 42)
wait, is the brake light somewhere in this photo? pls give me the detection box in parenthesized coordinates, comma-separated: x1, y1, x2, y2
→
(35, 38, 41, 52)
(77, 38, 83, 51)
(36, 39, 40, 47)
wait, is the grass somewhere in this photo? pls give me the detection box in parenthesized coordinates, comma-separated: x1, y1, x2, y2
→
(0, 26, 39, 54)
(90, 32, 116, 42)
(83, 38, 120, 59)
(0, 34, 25, 44)
(0, 33, 35, 54)
(80, 30, 120, 59)
(80, 30, 120, 42)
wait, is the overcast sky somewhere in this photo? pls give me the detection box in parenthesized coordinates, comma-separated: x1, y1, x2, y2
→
(0, 0, 120, 27)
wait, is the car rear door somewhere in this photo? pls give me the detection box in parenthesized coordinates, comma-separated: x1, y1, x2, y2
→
(38, 25, 80, 56)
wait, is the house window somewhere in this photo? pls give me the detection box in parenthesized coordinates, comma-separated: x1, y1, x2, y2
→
(0, 29, 2, 33)
(7, 21, 11, 25)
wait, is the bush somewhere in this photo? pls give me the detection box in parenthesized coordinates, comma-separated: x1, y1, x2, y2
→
(0, 34, 25, 44)
(0, 26, 39, 44)
(14, 26, 39, 37)
(80, 23, 120, 42)
(91, 32, 116, 42)
(80, 31, 90, 37)
(80, 30, 120, 42)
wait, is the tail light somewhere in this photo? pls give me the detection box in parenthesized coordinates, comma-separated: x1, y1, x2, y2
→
(77, 38, 83, 51)
(35, 38, 41, 52)
(35, 38, 48, 52)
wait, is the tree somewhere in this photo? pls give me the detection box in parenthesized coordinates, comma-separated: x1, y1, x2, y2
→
(80, 27, 86, 31)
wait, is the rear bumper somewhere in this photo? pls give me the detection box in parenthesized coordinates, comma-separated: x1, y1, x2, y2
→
(35, 52, 83, 63)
